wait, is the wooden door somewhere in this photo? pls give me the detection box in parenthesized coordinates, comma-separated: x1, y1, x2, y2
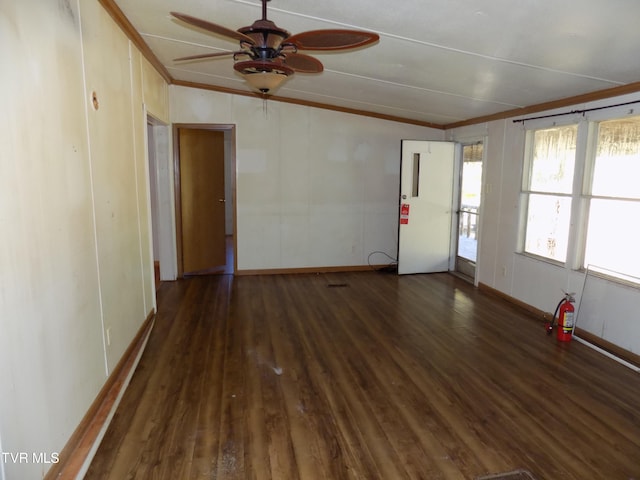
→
(397, 140, 455, 274)
(178, 128, 226, 275)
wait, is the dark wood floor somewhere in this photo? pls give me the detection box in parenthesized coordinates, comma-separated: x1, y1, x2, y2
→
(85, 272, 640, 479)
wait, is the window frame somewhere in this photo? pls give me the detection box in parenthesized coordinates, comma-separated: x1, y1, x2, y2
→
(519, 107, 640, 286)
(579, 114, 640, 282)
(519, 121, 580, 266)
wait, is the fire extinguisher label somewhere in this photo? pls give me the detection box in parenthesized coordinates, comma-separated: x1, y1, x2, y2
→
(564, 311, 574, 328)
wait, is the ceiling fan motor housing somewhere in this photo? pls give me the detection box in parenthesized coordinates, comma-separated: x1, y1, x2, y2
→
(238, 19, 292, 63)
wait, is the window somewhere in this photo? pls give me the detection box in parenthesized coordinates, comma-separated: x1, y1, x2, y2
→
(520, 113, 640, 283)
(522, 125, 577, 262)
(583, 117, 640, 279)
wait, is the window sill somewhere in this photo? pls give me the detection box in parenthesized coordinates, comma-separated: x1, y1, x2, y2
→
(516, 251, 566, 270)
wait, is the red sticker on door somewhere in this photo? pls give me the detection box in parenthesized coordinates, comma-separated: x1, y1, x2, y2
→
(400, 203, 410, 224)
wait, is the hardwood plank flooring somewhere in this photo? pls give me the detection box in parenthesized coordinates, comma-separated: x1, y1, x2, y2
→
(85, 272, 640, 479)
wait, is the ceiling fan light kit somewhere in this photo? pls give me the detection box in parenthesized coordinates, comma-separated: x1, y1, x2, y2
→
(171, 0, 379, 95)
(243, 70, 288, 93)
(236, 60, 293, 93)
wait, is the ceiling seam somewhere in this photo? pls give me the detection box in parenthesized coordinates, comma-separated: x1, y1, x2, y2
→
(227, 0, 625, 85)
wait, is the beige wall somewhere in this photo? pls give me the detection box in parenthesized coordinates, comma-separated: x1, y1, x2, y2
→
(3, 1, 637, 478)
(0, 1, 168, 478)
(170, 86, 445, 271)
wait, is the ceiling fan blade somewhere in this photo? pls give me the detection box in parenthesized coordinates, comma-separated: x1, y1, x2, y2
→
(170, 12, 255, 45)
(173, 50, 242, 62)
(280, 53, 323, 73)
(286, 29, 379, 51)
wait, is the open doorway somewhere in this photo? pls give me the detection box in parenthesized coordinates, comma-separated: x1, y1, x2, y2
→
(454, 142, 483, 281)
(146, 115, 174, 290)
(147, 121, 160, 290)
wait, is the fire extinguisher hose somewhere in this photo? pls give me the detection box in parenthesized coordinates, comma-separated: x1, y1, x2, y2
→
(547, 297, 565, 335)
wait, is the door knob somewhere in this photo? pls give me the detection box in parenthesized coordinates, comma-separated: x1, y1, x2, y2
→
(218, 199, 225, 203)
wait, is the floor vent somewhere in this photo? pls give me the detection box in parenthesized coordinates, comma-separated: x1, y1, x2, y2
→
(327, 283, 349, 288)
(475, 470, 536, 480)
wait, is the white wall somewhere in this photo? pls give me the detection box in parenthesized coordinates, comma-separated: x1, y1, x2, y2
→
(170, 86, 445, 271)
(0, 1, 168, 478)
(447, 93, 640, 355)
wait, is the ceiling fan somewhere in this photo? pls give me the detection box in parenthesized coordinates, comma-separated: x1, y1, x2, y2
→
(170, 0, 379, 94)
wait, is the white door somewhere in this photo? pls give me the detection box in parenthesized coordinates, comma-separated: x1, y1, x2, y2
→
(398, 140, 455, 274)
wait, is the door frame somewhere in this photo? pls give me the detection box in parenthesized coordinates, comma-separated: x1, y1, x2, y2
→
(452, 139, 486, 285)
(173, 123, 237, 278)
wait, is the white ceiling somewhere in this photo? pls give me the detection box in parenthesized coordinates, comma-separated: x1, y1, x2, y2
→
(112, 0, 640, 126)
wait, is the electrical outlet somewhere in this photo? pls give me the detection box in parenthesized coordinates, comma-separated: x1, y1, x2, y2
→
(106, 327, 111, 346)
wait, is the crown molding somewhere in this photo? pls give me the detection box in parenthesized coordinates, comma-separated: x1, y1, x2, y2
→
(444, 81, 640, 129)
(171, 80, 445, 129)
(98, 0, 172, 83)
(97, 0, 640, 132)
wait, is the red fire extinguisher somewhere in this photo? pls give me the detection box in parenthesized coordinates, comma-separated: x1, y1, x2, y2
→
(545, 292, 575, 342)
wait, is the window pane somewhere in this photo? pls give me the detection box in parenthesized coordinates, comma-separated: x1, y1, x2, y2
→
(524, 194, 571, 262)
(461, 147, 483, 208)
(530, 125, 577, 194)
(584, 198, 640, 278)
(593, 117, 640, 199)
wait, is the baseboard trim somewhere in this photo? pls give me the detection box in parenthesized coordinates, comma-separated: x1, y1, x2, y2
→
(235, 264, 391, 276)
(154, 261, 161, 292)
(478, 282, 545, 319)
(478, 282, 640, 369)
(572, 328, 640, 370)
(45, 310, 156, 480)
